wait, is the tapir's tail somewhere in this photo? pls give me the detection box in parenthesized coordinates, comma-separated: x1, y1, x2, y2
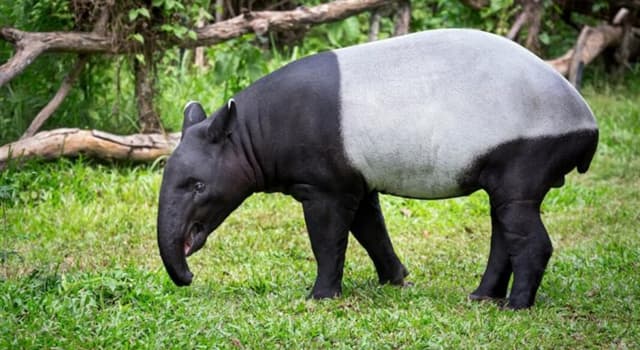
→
(577, 129, 599, 174)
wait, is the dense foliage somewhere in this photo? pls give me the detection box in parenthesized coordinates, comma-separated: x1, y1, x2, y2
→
(0, 0, 607, 144)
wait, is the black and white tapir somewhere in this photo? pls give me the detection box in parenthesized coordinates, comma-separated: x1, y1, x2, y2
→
(157, 29, 598, 309)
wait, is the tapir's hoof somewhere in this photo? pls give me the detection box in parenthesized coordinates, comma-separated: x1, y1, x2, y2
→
(468, 293, 506, 304)
(380, 265, 410, 285)
(308, 288, 342, 300)
(400, 281, 414, 288)
(503, 300, 533, 310)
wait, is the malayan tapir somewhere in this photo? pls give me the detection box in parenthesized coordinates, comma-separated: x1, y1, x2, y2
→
(157, 29, 598, 309)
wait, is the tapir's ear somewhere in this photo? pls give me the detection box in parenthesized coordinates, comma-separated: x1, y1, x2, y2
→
(208, 98, 236, 143)
(182, 101, 207, 139)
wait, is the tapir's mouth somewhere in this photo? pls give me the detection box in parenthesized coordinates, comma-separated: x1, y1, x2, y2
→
(184, 222, 207, 257)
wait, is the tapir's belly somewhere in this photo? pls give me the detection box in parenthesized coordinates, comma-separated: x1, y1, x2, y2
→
(335, 29, 596, 199)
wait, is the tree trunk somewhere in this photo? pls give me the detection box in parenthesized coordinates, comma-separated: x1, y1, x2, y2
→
(393, 0, 411, 37)
(194, 19, 207, 68)
(506, 0, 543, 54)
(524, 0, 543, 54)
(368, 9, 382, 41)
(215, 0, 225, 22)
(134, 45, 162, 134)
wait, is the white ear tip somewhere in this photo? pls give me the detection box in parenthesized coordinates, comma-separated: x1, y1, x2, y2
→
(183, 100, 200, 113)
(227, 98, 235, 110)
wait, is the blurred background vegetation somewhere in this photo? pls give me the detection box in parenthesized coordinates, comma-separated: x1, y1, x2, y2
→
(0, 0, 631, 144)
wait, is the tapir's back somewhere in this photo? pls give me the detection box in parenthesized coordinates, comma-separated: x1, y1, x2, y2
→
(333, 29, 597, 198)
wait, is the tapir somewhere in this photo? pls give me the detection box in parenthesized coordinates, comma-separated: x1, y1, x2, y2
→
(157, 29, 598, 309)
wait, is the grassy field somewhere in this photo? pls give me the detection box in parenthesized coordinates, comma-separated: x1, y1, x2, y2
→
(1, 83, 639, 348)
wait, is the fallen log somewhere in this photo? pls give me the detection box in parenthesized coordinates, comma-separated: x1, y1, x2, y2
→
(0, 129, 180, 170)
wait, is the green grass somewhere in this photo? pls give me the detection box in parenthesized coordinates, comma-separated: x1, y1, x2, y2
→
(1, 83, 639, 348)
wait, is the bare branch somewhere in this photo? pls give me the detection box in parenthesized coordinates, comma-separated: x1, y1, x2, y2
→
(0, 28, 118, 87)
(506, 11, 528, 40)
(20, 56, 89, 139)
(0, 37, 47, 87)
(0, 27, 118, 53)
(187, 0, 393, 47)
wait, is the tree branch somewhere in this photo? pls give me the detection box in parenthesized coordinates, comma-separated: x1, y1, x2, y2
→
(0, 28, 118, 87)
(20, 56, 89, 139)
(0, 36, 48, 87)
(506, 11, 528, 40)
(188, 0, 393, 47)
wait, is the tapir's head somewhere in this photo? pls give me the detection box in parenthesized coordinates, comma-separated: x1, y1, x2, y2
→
(157, 100, 252, 286)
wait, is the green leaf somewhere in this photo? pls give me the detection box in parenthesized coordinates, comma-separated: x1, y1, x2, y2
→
(187, 30, 197, 41)
(130, 33, 144, 44)
(539, 32, 551, 45)
(135, 54, 145, 65)
(128, 9, 139, 22)
(160, 24, 175, 33)
(0, 185, 12, 200)
(342, 17, 360, 42)
(173, 26, 188, 39)
(138, 8, 150, 19)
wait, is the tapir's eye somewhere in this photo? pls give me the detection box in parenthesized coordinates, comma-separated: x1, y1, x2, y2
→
(194, 181, 206, 193)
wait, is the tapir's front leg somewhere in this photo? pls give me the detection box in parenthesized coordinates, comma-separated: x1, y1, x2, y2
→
(350, 191, 408, 285)
(301, 193, 358, 299)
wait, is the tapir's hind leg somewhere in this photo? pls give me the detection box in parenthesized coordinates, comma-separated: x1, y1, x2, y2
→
(469, 210, 513, 302)
(469, 131, 597, 308)
(493, 199, 552, 309)
(473, 192, 552, 309)
(350, 192, 408, 285)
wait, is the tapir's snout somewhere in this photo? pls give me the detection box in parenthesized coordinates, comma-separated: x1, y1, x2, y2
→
(157, 224, 195, 286)
(170, 267, 193, 286)
(157, 190, 196, 287)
